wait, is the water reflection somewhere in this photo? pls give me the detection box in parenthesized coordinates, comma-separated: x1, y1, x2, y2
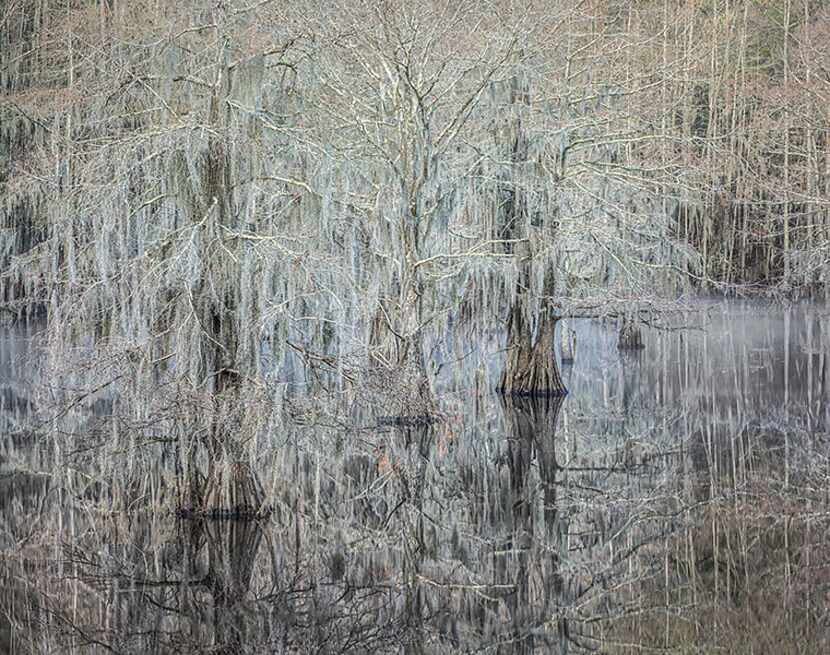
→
(0, 302, 828, 652)
(496, 395, 567, 653)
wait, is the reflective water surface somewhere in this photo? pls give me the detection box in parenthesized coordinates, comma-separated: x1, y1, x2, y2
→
(1, 302, 828, 653)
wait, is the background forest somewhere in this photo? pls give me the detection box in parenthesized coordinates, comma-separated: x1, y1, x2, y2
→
(2, 0, 829, 380)
(1, 0, 829, 653)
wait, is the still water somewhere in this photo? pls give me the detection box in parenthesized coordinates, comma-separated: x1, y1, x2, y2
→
(1, 302, 828, 653)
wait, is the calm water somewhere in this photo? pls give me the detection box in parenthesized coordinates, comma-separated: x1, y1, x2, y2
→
(1, 302, 828, 653)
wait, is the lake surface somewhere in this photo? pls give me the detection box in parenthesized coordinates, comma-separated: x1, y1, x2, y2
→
(1, 301, 828, 653)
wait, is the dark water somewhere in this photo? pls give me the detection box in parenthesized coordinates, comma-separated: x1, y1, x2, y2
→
(1, 302, 828, 653)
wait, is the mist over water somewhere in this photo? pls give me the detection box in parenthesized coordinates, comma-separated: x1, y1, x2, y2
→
(1, 301, 828, 653)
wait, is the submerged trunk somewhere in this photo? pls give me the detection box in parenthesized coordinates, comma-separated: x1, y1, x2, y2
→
(618, 316, 645, 350)
(198, 370, 269, 517)
(368, 286, 437, 423)
(560, 322, 577, 364)
(499, 302, 567, 397)
(202, 461, 267, 518)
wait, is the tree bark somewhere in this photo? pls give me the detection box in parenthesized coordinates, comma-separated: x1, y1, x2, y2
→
(618, 316, 645, 351)
(499, 301, 567, 397)
(560, 321, 577, 365)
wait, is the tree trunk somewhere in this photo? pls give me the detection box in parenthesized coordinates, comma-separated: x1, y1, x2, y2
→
(560, 321, 577, 365)
(618, 316, 645, 351)
(367, 284, 437, 423)
(183, 52, 266, 518)
(202, 460, 267, 518)
(499, 302, 567, 397)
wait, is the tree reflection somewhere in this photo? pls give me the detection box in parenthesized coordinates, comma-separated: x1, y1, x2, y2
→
(497, 393, 567, 654)
(203, 518, 265, 652)
(1, 304, 829, 652)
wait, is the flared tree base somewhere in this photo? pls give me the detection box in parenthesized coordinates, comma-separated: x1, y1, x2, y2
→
(178, 461, 269, 520)
(618, 318, 645, 351)
(499, 306, 568, 397)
